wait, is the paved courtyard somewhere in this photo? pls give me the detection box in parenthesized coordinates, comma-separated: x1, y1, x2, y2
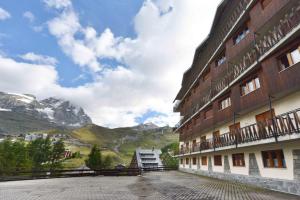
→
(0, 171, 299, 200)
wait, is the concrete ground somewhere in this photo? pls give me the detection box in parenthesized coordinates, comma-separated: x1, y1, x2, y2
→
(0, 171, 299, 200)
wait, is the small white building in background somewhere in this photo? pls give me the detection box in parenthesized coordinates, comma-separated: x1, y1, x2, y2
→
(24, 133, 48, 141)
(134, 148, 163, 168)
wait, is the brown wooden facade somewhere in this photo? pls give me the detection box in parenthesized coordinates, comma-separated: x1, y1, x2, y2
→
(174, 0, 300, 150)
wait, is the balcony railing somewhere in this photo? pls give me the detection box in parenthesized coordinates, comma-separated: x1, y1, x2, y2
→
(178, 108, 300, 155)
(182, 0, 252, 94)
(177, 0, 300, 130)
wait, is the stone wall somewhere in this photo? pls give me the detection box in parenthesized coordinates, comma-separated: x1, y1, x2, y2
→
(293, 149, 300, 181)
(249, 153, 260, 176)
(179, 168, 300, 196)
(223, 155, 231, 174)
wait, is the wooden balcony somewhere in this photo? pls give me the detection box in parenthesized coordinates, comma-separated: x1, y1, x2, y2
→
(177, 108, 300, 156)
(176, 0, 252, 104)
(176, 0, 300, 130)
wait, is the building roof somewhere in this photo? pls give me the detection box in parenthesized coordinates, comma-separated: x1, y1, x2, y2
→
(174, 0, 229, 102)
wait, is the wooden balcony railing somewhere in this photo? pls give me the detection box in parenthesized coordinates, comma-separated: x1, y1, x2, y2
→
(200, 108, 300, 151)
(177, 108, 300, 155)
(182, 0, 252, 93)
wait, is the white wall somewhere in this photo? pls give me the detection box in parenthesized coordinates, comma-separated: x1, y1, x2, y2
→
(179, 141, 299, 180)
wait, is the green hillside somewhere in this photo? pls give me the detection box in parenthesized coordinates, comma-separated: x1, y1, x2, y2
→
(67, 124, 178, 167)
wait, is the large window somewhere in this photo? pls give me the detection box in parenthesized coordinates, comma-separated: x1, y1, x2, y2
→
(255, 109, 275, 126)
(180, 159, 183, 164)
(219, 96, 231, 110)
(233, 23, 250, 45)
(262, 149, 286, 168)
(241, 77, 261, 96)
(279, 46, 300, 71)
(214, 155, 222, 166)
(232, 153, 245, 167)
(192, 157, 197, 165)
(201, 156, 207, 165)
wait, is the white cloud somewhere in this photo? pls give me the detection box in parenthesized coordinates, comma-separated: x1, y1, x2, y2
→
(44, 0, 72, 9)
(23, 11, 35, 23)
(20, 52, 58, 65)
(0, 0, 220, 128)
(0, 55, 58, 94)
(0, 7, 10, 21)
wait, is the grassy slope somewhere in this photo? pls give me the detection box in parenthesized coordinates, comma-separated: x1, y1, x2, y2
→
(69, 125, 178, 166)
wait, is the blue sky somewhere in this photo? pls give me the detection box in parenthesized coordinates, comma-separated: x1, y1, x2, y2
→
(0, 0, 219, 127)
(0, 0, 143, 87)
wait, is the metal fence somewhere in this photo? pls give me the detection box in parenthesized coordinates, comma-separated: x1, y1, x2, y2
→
(0, 167, 178, 182)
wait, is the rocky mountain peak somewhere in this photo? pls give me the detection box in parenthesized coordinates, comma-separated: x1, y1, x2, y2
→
(0, 92, 92, 130)
(133, 122, 159, 131)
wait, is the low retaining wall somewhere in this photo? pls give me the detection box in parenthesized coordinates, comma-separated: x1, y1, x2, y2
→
(179, 168, 300, 196)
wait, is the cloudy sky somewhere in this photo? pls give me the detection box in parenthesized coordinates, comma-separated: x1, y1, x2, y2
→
(0, 0, 220, 128)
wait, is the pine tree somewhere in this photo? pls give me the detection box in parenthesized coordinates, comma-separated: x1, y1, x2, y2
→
(85, 145, 102, 170)
(50, 139, 65, 170)
(102, 155, 113, 169)
(27, 137, 52, 170)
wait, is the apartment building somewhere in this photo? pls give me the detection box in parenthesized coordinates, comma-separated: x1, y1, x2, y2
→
(174, 0, 300, 195)
(130, 148, 163, 169)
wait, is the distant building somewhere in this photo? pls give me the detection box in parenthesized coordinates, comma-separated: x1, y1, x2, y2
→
(64, 149, 72, 158)
(24, 133, 48, 141)
(174, 0, 300, 195)
(130, 148, 163, 169)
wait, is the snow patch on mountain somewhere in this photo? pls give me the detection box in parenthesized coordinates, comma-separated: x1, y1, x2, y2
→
(7, 93, 35, 104)
(36, 107, 54, 120)
(0, 108, 11, 111)
(0, 92, 92, 127)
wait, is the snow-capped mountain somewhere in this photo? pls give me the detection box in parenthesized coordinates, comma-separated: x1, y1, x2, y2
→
(0, 92, 92, 128)
(132, 122, 160, 131)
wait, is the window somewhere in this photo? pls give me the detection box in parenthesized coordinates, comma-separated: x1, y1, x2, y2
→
(278, 46, 300, 71)
(219, 96, 231, 110)
(255, 109, 275, 126)
(229, 123, 240, 136)
(261, 0, 272, 9)
(232, 153, 245, 166)
(204, 107, 213, 119)
(233, 23, 250, 45)
(262, 150, 286, 168)
(201, 156, 207, 165)
(213, 131, 220, 138)
(202, 68, 211, 81)
(214, 155, 222, 166)
(241, 77, 261, 96)
(216, 51, 226, 66)
(186, 158, 190, 165)
(192, 157, 197, 165)
(180, 159, 183, 164)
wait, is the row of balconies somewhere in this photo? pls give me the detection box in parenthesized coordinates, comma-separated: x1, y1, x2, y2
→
(179, 108, 300, 155)
(177, 0, 300, 130)
(180, 0, 253, 95)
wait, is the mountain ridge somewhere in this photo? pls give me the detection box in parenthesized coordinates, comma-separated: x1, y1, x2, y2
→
(0, 92, 92, 135)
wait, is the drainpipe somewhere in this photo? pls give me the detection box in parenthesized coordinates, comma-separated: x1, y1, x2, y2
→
(254, 32, 260, 64)
(269, 95, 278, 143)
(234, 112, 239, 148)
